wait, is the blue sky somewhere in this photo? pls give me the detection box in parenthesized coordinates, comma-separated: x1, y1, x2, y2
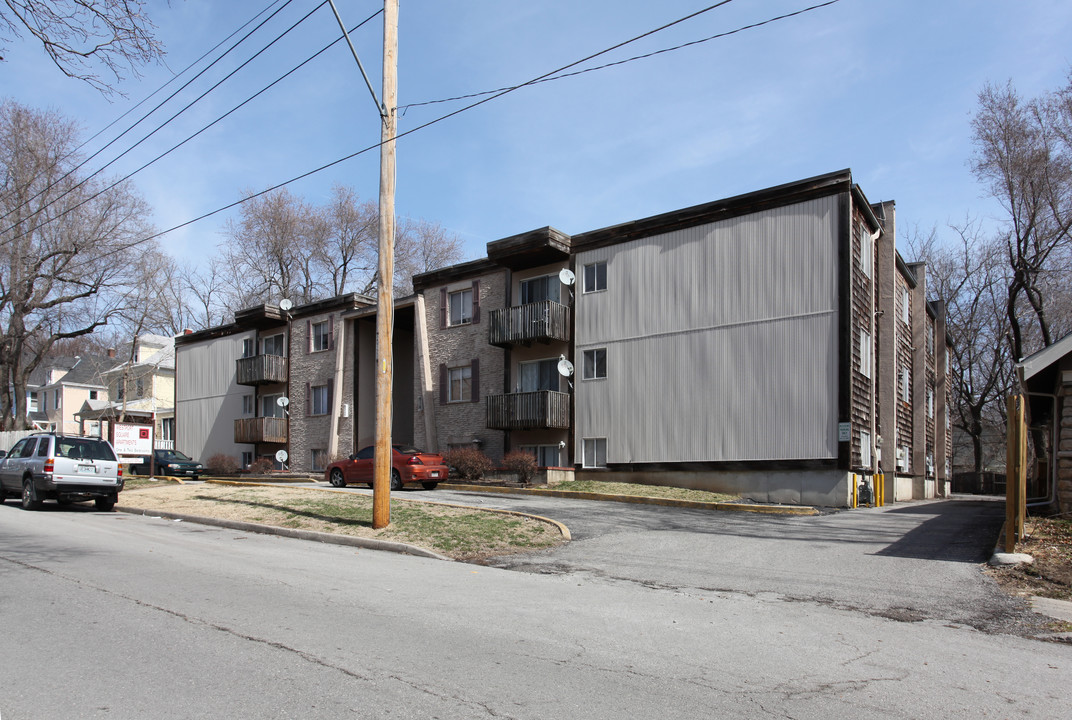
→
(5, 0, 1072, 267)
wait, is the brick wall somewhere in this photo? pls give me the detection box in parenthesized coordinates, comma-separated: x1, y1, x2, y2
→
(288, 310, 352, 473)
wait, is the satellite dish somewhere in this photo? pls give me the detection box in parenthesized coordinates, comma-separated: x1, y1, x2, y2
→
(559, 269, 576, 286)
(275, 450, 288, 463)
(557, 358, 574, 377)
(277, 396, 290, 407)
(279, 299, 293, 311)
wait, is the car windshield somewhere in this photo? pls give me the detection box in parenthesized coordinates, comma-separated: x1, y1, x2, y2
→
(158, 450, 193, 462)
(56, 438, 116, 462)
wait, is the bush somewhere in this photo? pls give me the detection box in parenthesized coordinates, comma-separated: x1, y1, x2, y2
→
(248, 457, 275, 475)
(502, 450, 538, 485)
(443, 447, 494, 480)
(205, 453, 238, 475)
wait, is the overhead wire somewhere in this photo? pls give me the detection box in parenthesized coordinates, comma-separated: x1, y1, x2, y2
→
(399, 0, 843, 111)
(1, 0, 305, 228)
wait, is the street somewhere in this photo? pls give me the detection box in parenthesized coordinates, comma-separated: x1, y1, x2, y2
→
(1, 495, 1069, 718)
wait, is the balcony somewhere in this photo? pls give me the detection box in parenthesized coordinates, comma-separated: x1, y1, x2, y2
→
(234, 417, 288, 444)
(488, 301, 570, 348)
(236, 354, 287, 386)
(486, 390, 570, 430)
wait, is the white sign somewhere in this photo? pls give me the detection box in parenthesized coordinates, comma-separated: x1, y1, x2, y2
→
(838, 422, 851, 443)
(114, 423, 154, 459)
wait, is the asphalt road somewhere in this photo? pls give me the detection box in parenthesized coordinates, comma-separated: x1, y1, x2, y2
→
(1, 493, 1069, 719)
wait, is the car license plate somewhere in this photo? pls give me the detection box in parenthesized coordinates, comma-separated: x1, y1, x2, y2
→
(430, 471, 439, 478)
(78, 464, 95, 473)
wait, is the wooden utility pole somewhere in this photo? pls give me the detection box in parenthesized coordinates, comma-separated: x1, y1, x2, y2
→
(373, 0, 399, 529)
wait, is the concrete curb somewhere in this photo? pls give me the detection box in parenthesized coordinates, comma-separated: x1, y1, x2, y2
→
(436, 483, 821, 516)
(116, 505, 453, 561)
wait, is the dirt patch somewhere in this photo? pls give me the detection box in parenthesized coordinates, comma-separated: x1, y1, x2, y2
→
(987, 515, 1072, 601)
(119, 483, 566, 561)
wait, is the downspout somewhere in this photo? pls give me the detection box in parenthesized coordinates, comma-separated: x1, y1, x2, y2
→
(414, 294, 438, 451)
(869, 226, 881, 488)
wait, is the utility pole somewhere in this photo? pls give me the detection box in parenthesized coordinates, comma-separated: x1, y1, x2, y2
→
(373, 0, 398, 529)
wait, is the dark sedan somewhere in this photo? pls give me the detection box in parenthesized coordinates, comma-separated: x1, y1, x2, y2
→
(325, 445, 447, 490)
(130, 449, 204, 479)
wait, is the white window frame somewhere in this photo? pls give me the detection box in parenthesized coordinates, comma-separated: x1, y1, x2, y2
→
(261, 393, 285, 418)
(859, 330, 872, 379)
(583, 348, 607, 380)
(242, 338, 255, 358)
(262, 333, 286, 357)
(901, 368, 910, 403)
(519, 274, 560, 305)
(310, 384, 331, 416)
(582, 438, 607, 468)
(448, 365, 472, 402)
(583, 261, 607, 293)
(860, 221, 872, 279)
(927, 390, 934, 419)
(311, 320, 331, 352)
(518, 358, 559, 393)
(448, 288, 473, 326)
(860, 430, 872, 469)
(242, 395, 254, 416)
(901, 286, 910, 325)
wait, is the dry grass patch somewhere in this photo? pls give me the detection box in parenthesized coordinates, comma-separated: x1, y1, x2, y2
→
(119, 484, 564, 561)
(988, 515, 1072, 601)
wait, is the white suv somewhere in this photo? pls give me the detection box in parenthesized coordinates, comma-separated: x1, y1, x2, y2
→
(0, 434, 123, 511)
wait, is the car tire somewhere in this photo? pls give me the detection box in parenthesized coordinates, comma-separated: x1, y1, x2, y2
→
(390, 469, 403, 491)
(329, 469, 346, 488)
(95, 495, 116, 512)
(21, 479, 42, 511)
(421, 482, 438, 490)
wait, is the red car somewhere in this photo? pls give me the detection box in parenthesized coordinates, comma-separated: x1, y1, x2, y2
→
(325, 445, 447, 490)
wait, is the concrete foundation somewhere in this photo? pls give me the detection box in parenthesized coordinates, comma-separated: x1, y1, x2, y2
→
(575, 469, 852, 507)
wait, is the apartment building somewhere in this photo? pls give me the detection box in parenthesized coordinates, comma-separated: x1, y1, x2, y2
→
(174, 293, 416, 473)
(414, 170, 953, 506)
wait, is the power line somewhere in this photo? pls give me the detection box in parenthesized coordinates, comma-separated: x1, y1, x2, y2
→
(141, 0, 844, 243)
(1, 0, 305, 229)
(399, 0, 843, 112)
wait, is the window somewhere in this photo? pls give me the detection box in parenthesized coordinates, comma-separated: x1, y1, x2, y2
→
(242, 338, 255, 358)
(583, 261, 607, 293)
(310, 449, 328, 472)
(53, 389, 60, 409)
(39, 391, 46, 411)
(242, 395, 254, 415)
(519, 359, 559, 392)
(312, 320, 331, 352)
(583, 349, 607, 380)
(449, 288, 473, 326)
(519, 275, 560, 304)
(901, 286, 910, 325)
(448, 366, 472, 402)
(135, 378, 144, 397)
(19, 438, 39, 458)
(262, 333, 285, 357)
(115, 383, 124, 401)
(261, 393, 285, 418)
(859, 331, 872, 379)
(927, 322, 935, 355)
(89, 390, 98, 400)
(310, 384, 331, 416)
(582, 438, 607, 468)
(241, 452, 253, 469)
(860, 221, 872, 279)
(927, 390, 934, 419)
(860, 430, 871, 469)
(901, 368, 911, 403)
(521, 445, 561, 468)
(161, 418, 175, 441)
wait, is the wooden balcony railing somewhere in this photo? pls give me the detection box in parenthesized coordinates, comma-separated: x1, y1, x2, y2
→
(486, 390, 570, 430)
(488, 300, 570, 347)
(236, 354, 288, 386)
(234, 417, 288, 444)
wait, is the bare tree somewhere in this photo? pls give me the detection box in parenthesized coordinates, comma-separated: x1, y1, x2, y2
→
(393, 217, 465, 296)
(314, 184, 378, 297)
(1, 0, 165, 95)
(0, 100, 154, 429)
(971, 78, 1072, 361)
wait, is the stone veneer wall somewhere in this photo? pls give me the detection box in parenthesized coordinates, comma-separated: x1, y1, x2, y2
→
(415, 269, 507, 462)
(288, 310, 353, 473)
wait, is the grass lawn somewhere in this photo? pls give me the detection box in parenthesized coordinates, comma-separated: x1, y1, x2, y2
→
(549, 480, 738, 504)
(119, 484, 565, 561)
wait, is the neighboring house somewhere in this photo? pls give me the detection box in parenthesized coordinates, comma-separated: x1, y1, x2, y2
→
(1018, 331, 1072, 514)
(31, 356, 111, 434)
(413, 169, 953, 506)
(174, 294, 417, 472)
(75, 335, 177, 449)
